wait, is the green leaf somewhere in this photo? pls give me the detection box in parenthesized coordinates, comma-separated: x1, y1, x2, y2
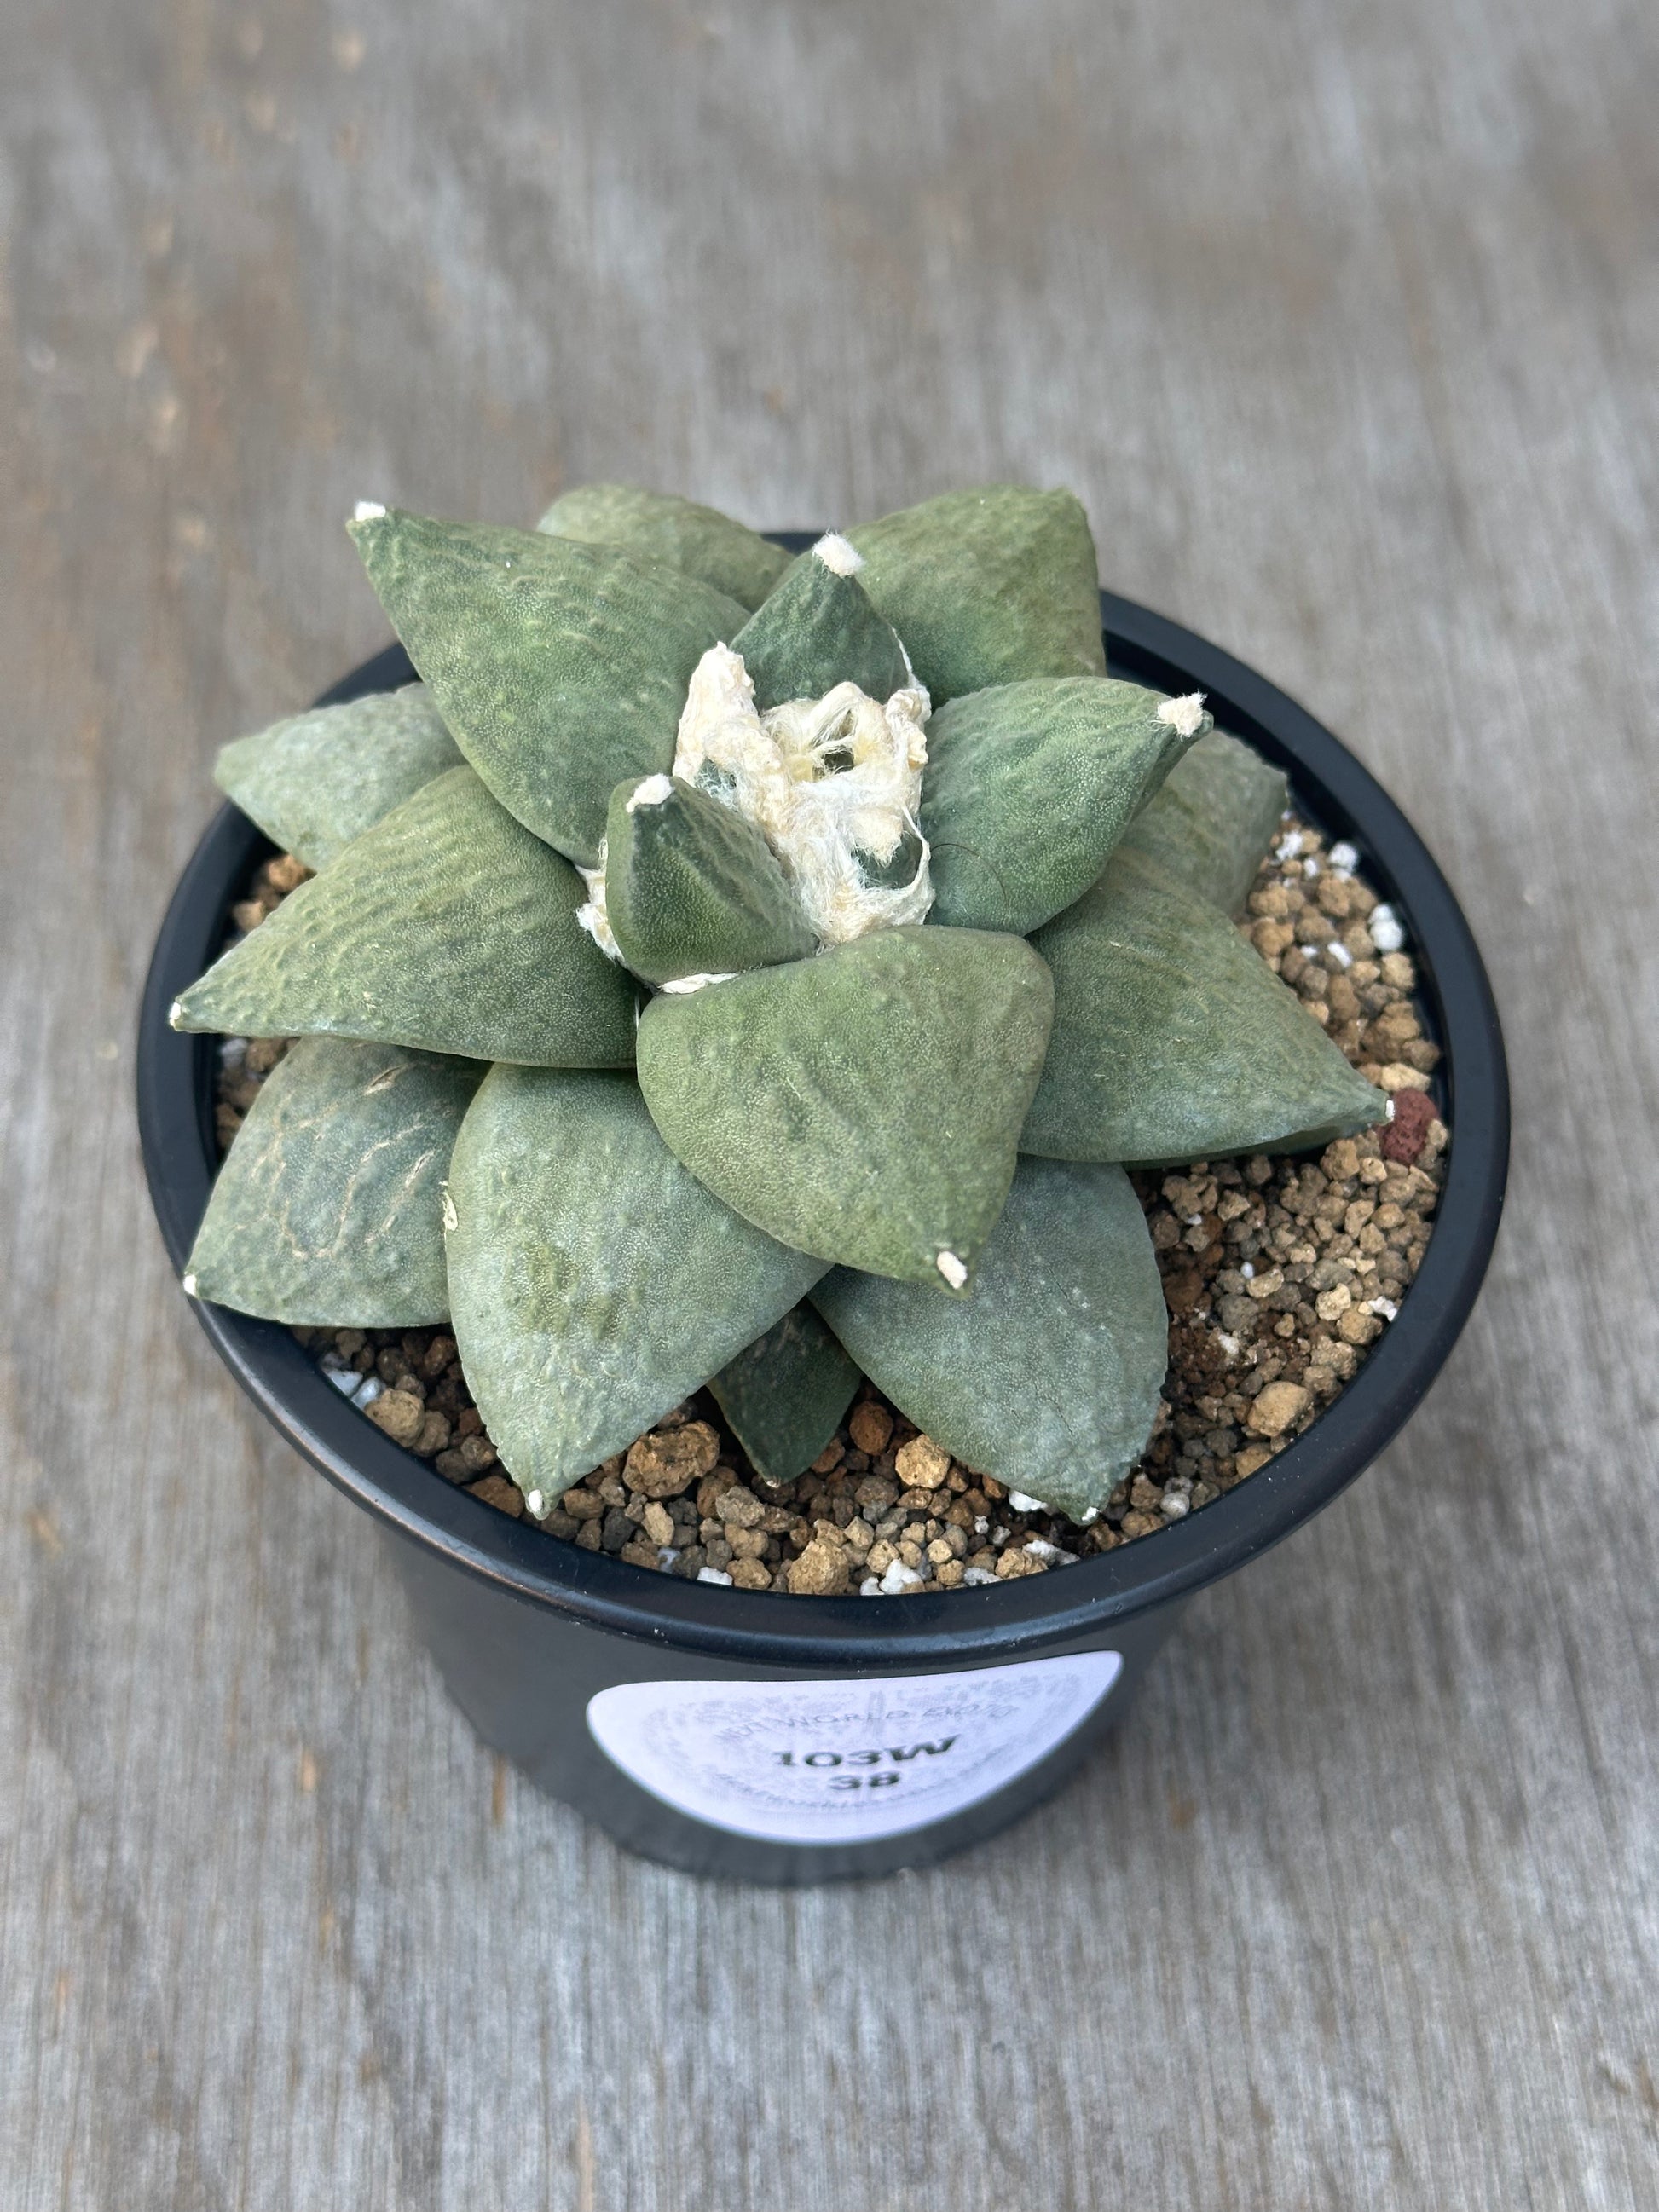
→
(846, 486, 1106, 705)
(172, 766, 640, 1066)
(636, 926, 1054, 1288)
(813, 1158, 1167, 1521)
(731, 540, 910, 709)
(185, 1037, 483, 1325)
(537, 483, 789, 613)
(1120, 727, 1288, 916)
(922, 678, 1207, 934)
(445, 1067, 825, 1504)
(708, 1305, 861, 1486)
(213, 684, 463, 871)
(604, 774, 816, 985)
(349, 508, 747, 865)
(1022, 847, 1388, 1164)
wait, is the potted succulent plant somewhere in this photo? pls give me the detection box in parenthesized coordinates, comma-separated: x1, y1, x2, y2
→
(139, 485, 1508, 1882)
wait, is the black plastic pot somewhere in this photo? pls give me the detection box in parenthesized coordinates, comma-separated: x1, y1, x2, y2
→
(137, 564, 1508, 1884)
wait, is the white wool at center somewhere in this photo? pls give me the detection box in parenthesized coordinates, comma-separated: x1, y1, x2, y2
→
(670, 643, 934, 944)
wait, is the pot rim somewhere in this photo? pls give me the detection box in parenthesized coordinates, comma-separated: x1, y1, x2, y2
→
(137, 563, 1509, 1671)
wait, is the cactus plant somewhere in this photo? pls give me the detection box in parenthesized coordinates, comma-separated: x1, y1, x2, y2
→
(175, 484, 1385, 1529)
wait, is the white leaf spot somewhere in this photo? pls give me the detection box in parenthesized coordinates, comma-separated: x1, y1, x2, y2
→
(1156, 692, 1206, 738)
(625, 774, 674, 812)
(812, 532, 864, 575)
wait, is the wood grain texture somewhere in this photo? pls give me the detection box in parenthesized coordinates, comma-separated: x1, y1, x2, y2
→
(3, 0, 1656, 2204)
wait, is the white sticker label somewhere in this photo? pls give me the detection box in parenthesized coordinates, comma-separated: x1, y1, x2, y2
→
(586, 1650, 1123, 1843)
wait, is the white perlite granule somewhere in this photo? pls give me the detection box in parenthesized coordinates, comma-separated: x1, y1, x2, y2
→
(1368, 902, 1406, 953)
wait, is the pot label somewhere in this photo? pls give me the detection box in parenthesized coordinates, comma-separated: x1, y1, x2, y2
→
(586, 1650, 1123, 1844)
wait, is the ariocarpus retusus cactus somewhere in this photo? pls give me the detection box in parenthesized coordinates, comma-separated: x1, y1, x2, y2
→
(175, 483, 1384, 1525)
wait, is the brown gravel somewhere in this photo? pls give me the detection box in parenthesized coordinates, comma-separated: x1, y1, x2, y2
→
(216, 812, 1448, 1591)
(210, 855, 309, 1149)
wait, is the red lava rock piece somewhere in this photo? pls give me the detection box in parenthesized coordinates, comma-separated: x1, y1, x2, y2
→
(1381, 1087, 1436, 1164)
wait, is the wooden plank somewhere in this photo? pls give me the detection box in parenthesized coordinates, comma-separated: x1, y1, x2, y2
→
(3, 0, 1656, 2203)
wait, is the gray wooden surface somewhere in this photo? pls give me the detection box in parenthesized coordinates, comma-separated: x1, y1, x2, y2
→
(3, 0, 1656, 2204)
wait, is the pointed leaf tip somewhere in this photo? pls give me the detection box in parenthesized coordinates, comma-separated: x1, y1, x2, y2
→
(708, 1304, 861, 1485)
(536, 483, 789, 611)
(637, 925, 1053, 1285)
(173, 766, 639, 1066)
(812, 533, 864, 576)
(731, 547, 910, 710)
(1157, 691, 1206, 737)
(922, 676, 1206, 935)
(1024, 846, 1388, 1164)
(626, 774, 675, 812)
(813, 1158, 1168, 1521)
(1120, 725, 1289, 919)
(213, 684, 462, 869)
(348, 509, 747, 863)
(445, 1067, 825, 1500)
(846, 485, 1105, 704)
(604, 772, 815, 985)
